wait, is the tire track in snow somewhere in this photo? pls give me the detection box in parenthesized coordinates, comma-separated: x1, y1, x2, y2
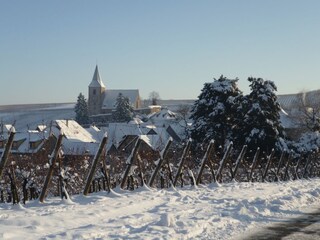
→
(243, 208, 320, 239)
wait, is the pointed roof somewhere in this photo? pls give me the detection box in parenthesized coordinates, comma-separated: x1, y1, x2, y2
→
(89, 65, 105, 88)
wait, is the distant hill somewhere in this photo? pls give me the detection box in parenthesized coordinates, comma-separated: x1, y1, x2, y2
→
(0, 103, 75, 112)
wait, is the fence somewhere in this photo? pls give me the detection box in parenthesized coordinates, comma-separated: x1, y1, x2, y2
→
(0, 135, 319, 204)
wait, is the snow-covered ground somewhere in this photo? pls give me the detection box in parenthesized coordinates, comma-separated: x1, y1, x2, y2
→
(1, 179, 320, 239)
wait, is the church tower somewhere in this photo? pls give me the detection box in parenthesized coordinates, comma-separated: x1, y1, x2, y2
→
(88, 65, 106, 116)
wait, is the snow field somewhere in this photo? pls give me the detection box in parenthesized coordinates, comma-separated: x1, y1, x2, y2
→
(1, 179, 320, 239)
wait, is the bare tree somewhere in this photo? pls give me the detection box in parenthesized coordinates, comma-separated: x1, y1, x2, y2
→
(149, 91, 161, 105)
(176, 104, 191, 139)
(293, 91, 320, 132)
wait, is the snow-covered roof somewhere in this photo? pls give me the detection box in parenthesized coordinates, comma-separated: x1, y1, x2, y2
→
(4, 124, 14, 132)
(89, 65, 105, 88)
(84, 125, 105, 142)
(278, 89, 320, 110)
(279, 108, 296, 129)
(0, 129, 49, 154)
(129, 118, 144, 125)
(140, 134, 169, 150)
(166, 122, 187, 142)
(102, 89, 139, 109)
(51, 120, 99, 156)
(147, 108, 177, 123)
(105, 122, 173, 151)
(36, 125, 47, 132)
(54, 120, 96, 143)
(106, 123, 146, 149)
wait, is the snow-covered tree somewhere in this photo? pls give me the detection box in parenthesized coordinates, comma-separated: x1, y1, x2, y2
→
(74, 93, 89, 125)
(113, 93, 134, 122)
(235, 77, 285, 153)
(190, 76, 242, 147)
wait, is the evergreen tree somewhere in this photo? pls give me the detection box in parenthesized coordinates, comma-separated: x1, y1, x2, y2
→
(74, 93, 89, 125)
(190, 75, 242, 147)
(235, 77, 285, 153)
(113, 93, 134, 122)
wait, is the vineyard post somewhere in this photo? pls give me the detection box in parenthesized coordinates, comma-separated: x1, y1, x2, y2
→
(275, 151, 286, 181)
(196, 140, 215, 185)
(136, 154, 144, 187)
(101, 152, 111, 192)
(249, 147, 261, 182)
(302, 152, 313, 179)
(294, 157, 302, 180)
(83, 134, 108, 196)
(39, 134, 64, 203)
(231, 145, 247, 180)
(216, 142, 233, 183)
(120, 138, 142, 189)
(173, 139, 192, 187)
(148, 137, 173, 187)
(0, 130, 15, 179)
(283, 152, 292, 181)
(262, 149, 275, 182)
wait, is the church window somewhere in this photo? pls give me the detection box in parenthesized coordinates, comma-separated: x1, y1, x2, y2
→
(93, 89, 96, 95)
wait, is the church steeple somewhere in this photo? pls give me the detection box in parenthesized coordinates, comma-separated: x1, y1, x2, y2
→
(88, 65, 106, 116)
(89, 65, 105, 88)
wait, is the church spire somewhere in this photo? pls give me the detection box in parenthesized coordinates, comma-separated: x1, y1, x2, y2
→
(89, 65, 105, 88)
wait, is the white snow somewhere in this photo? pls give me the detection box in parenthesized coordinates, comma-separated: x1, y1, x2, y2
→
(1, 179, 320, 239)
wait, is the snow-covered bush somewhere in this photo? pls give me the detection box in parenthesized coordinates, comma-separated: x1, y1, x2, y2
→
(289, 131, 320, 158)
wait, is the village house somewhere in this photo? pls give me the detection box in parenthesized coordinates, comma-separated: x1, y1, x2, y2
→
(278, 89, 320, 139)
(0, 124, 51, 155)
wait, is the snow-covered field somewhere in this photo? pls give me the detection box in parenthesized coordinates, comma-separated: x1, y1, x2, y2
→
(0, 104, 75, 130)
(1, 179, 320, 240)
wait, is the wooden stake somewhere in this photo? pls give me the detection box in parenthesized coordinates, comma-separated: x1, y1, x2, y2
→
(120, 138, 142, 189)
(216, 142, 233, 182)
(262, 149, 275, 182)
(196, 140, 215, 185)
(83, 134, 108, 195)
(173, 139, 192, 187)
(148, 138, 173, 187)
(275, 151, 286, 181)
(0, 130, 15, 179)
(249, 147, 260, 182)
(39, 134, 63, 203)
(231, 145, 247, 181)
(283, 152, 292, 181)
(302, 153, 313, 179)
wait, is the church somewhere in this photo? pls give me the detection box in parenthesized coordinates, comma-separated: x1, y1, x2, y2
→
(88, 65, 141, 117)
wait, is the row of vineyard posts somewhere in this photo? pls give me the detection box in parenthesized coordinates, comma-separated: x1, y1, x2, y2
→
(0, 131, 319, 204)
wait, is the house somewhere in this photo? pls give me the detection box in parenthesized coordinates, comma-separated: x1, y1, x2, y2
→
(88, 65, 141, 117)
(278, 89, 320, 114)
(0, 124, 50, 155)
(278, 89, 320, 139)
(51, 120, 100, 156)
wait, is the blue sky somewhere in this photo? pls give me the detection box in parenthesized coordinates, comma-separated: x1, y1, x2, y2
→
(1, 0, 320, 104)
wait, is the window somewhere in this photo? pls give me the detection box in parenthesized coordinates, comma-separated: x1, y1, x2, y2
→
(29, 141, 41, 149)
(93, 89, 96, 95)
